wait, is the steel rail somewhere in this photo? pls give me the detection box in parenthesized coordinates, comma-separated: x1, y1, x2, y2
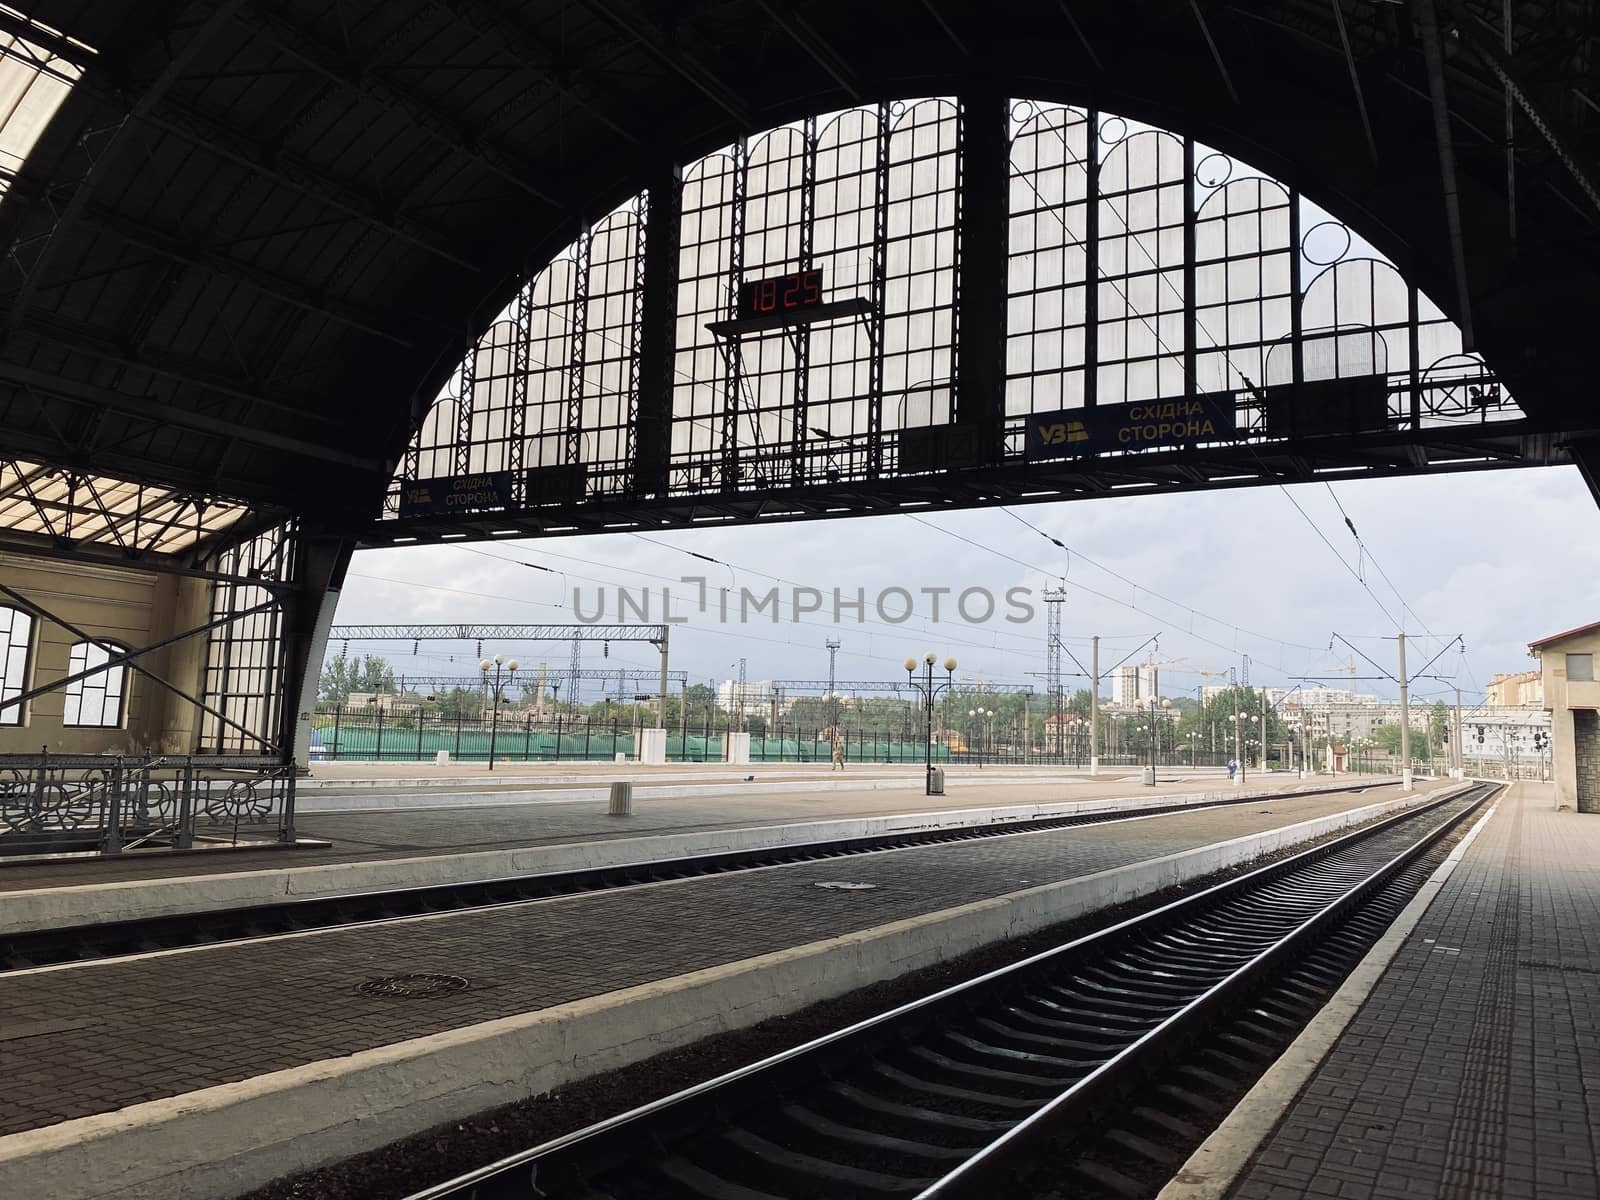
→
(398, 781, 1495, 1200)
(0, 780, 1379, 973)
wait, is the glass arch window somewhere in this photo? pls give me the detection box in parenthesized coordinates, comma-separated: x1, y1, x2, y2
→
(0, 605, 32, 726)
(63, 640, 126, 728)
(388, 95, 1508, 520)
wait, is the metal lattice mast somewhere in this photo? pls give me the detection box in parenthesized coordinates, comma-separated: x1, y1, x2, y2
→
(825, 638, 841, 729)
(1044, 587, 1067, 755)
(568, 636, 582, 706)
(736, 657, 748, 731)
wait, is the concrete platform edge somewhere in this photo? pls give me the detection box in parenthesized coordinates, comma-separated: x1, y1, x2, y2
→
(0, 782, 1372, 935)
(0, 784, 1462, 1200)
(1154, 783, 1503, 1200)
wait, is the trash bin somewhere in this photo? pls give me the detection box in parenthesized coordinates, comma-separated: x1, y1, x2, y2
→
(1142, 766, 1156, 787)
(928, 766, 945, 795)
(608, 781, 633, 816)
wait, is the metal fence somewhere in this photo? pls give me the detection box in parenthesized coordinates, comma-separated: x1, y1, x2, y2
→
(313, 705, 1251, 767)
(0, 753, 296, 856)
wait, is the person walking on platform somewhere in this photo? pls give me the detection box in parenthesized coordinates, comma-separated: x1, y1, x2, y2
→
(831, 734, 845, 771)
(1227, 758, 1238, 781)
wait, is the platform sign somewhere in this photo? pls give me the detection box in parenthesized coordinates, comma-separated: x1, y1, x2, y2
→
(1024, 395, 1237, 461)
(397, 470, 513, 517)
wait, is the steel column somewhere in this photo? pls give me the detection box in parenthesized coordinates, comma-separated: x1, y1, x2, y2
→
(954, 84, 1010, 464)
(636, 164, 683, 496)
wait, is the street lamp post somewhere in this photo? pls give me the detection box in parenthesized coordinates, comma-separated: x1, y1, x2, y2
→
(906, 654, 957, 795)
(479, 655, 519, 771)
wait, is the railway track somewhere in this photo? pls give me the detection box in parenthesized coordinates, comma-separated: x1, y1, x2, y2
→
(403, 780, 1496, 1200)
(0, 780, 1376, 972)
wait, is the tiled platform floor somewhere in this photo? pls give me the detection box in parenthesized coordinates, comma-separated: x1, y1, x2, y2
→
(0, 768, 1325, 889)
(0, 782, 1406, 1137)
(1229, 782, 1600, 1200)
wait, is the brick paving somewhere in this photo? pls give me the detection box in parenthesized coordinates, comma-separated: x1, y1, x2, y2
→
(0, 784, 1399, 1136)
(0, 770, 1316, 890)
(1230, 783, 1600, 1200)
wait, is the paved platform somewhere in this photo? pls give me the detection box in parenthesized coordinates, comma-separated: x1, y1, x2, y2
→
(1219, 782, 1600, 1200)
(0, 783, 1420, 1143)
(0, 767, 1319, 891)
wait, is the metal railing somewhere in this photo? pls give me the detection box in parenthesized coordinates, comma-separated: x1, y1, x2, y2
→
(312, 706, 1252, 768)
(0, 753, 296, 857)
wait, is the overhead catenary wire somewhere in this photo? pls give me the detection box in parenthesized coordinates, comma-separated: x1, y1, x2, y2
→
(907, 514, 1318, 679)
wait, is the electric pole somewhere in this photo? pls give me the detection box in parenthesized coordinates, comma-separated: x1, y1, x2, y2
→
(825, 638, 841, 730)
(1453, 685, 1464, 778)
(1233, 683, 1244, 786)
(1260, 686, 1269, 773)
(1090, 633, 1100, 775)
(1397, 632, 1412, 791)
(1044, 589, 1067, 758)
(568, 636, 582, 707)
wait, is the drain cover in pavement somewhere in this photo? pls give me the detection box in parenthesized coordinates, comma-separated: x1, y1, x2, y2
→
(356, 973, 470, 998)
(814, 881, 878, 891)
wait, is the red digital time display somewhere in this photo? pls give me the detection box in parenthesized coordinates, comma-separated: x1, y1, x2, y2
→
(738, 268, 824, 319)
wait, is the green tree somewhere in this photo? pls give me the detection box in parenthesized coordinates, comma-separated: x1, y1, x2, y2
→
(1178, 687, 1287, 763)
(431, 687, 482, 721)
(1373, 720, 1435, 758)
(319, 654, 396, 703)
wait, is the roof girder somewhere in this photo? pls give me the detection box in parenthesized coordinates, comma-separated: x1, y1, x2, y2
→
(235, 2, 572, 213)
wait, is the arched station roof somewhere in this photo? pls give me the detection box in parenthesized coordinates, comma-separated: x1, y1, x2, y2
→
(1, 0, 1598, 561)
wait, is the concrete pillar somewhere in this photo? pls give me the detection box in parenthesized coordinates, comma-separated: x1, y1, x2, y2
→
(1552, 705, 1579, 811)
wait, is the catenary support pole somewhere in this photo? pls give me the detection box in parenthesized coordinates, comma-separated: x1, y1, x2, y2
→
(656, 629, 669, 730)
(1233, 687, 1244, 786)
(1089, 634, 1101, 775)
(1398, 632, 1413, 790)
(1452, 684, 1465, 780)
(1260, 686, 1269, 773)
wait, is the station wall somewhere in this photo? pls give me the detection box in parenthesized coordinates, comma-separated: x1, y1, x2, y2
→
(1537, 625, 1600, 814)
(0, 553, 211, 756)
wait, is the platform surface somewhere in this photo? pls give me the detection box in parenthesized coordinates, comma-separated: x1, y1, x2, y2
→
(1228, 782, 1600, 1200)
(0, 766, 1318, 890)
(0, 782, 1408, 1138)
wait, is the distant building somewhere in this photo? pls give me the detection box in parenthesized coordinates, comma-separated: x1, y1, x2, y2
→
(1115, 663, 1159, 707)
(717, 678, 771, 714)
(1485, 669, 1543, 707)
(343, 691, 424, 714)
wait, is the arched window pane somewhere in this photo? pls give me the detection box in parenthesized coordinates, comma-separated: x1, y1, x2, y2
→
(0, 606, 31, 726)
(63, 640, 125, 728)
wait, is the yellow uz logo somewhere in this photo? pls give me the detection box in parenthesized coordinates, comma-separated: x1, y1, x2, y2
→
(1036, 420, 1088, 446)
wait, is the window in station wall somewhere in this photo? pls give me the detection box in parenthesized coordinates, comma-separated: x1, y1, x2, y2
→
(62, 640, 126, 728)
(0, 606, 32, 726)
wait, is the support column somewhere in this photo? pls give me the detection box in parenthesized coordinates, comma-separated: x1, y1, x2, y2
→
(281, 536, 354, 772)
(955, 83, 1009, 465)
(635, 162, 682, 497)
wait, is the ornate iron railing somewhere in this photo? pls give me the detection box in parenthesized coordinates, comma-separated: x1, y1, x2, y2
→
(0, 753, 296, 856)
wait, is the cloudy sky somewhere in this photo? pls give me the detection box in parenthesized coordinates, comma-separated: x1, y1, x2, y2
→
(335, 465, 1600, 706)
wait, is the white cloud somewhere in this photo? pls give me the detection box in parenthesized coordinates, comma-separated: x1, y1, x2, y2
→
(333, 466, 1600, 702)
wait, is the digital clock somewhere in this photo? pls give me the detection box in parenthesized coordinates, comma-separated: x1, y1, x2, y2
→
(738, 268, 824, 320)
